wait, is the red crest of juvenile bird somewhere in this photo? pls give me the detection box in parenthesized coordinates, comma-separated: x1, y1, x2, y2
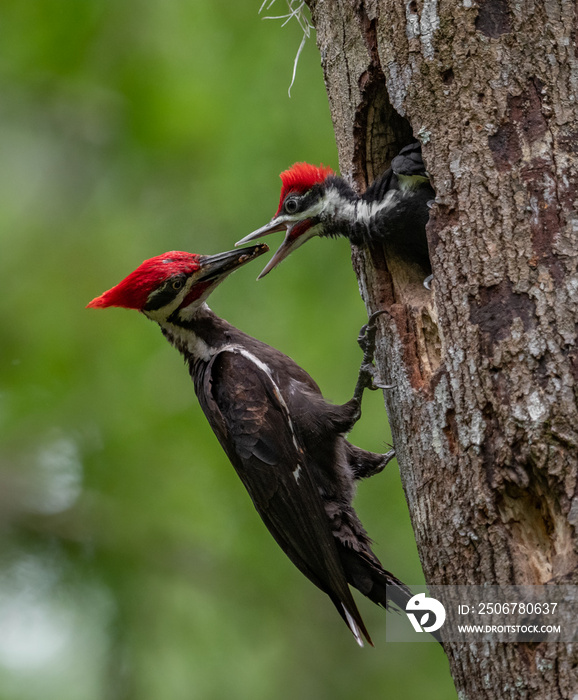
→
(275, 162, 334, 215)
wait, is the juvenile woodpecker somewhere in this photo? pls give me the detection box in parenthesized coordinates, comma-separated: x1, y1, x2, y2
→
(88, 245, 412, 646)
(237, 142, 434, 278)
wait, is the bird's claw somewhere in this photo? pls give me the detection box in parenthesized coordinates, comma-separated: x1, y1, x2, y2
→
(423, 274, 434, 290)
(356, 364, 380, 393)
(351, 446, 396, 480)
(357, 309, 388, 353)
(353, 310, 391, 405)
(374, 381, 396, 391)
(358, 367, 394, 394)
(369, 447, 397, 478)
(380, 448, 396, 469)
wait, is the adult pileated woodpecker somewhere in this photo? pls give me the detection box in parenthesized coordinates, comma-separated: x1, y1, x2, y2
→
(237, 142, 434, 278)
(88, 245, 413, 646)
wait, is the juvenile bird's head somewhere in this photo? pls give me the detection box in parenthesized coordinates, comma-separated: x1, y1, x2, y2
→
(87, 244, 268, 322)
(237, 162, 338, 278)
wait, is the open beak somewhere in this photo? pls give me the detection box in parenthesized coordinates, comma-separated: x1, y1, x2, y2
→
(235, 217, 289, 247)
(236, 219, 314, 279)
(253, 230, 305, 279)
(197, 243, 270, 282)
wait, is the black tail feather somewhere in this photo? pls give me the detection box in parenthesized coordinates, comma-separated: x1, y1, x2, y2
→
(340, 546, 443, 644)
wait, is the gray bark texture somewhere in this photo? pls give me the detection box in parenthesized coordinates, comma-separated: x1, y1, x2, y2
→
(305, 0, 578, 697)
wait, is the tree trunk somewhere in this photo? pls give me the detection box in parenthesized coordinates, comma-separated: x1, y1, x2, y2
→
(305, 0, 578, 696)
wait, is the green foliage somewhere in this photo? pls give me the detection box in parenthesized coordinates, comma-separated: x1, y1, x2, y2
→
(0, 1, 455, 698)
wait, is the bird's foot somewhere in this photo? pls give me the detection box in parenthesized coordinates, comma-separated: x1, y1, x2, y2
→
(357, 310, 386, 355)
(368, 448, 396, 477)
(350, 447, 396, 480)
(353, 310, 394, 405)
(379, 448, 396, 472)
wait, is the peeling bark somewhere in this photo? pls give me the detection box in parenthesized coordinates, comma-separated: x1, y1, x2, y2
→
(306, 0, 578, 696)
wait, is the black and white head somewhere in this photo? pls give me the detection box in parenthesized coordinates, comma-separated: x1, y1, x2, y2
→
(237, 162, 342, 278)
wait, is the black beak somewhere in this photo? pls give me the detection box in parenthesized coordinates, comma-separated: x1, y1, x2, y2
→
(197, 244, 269, 282)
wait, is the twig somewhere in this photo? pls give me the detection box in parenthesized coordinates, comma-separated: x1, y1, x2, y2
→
(259, 1, 313, 96)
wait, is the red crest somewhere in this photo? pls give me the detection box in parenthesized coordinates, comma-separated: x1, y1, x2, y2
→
(276, 162, 334, 215)
(87, 251, 200, 310)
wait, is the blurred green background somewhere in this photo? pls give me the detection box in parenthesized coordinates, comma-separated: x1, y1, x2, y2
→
(0, 2, 455, 698)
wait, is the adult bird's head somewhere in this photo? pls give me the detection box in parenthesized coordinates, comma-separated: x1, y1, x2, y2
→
(236, 162, 337, 278)
(87, 244, 269, 321)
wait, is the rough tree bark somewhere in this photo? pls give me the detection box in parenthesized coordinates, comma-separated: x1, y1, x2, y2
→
(305, 0, 578, 697)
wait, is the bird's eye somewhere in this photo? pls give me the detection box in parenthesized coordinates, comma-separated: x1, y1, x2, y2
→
(172, 279, 184, 291)
(284, 197, 299, 214)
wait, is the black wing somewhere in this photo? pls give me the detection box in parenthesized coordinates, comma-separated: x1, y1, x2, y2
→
(198, 348, 371, 645)
(391, 142, 428, 179)
(362, 143, 426, 204)
(358, 143, 433, 266)
(362, 164, 396, 203)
